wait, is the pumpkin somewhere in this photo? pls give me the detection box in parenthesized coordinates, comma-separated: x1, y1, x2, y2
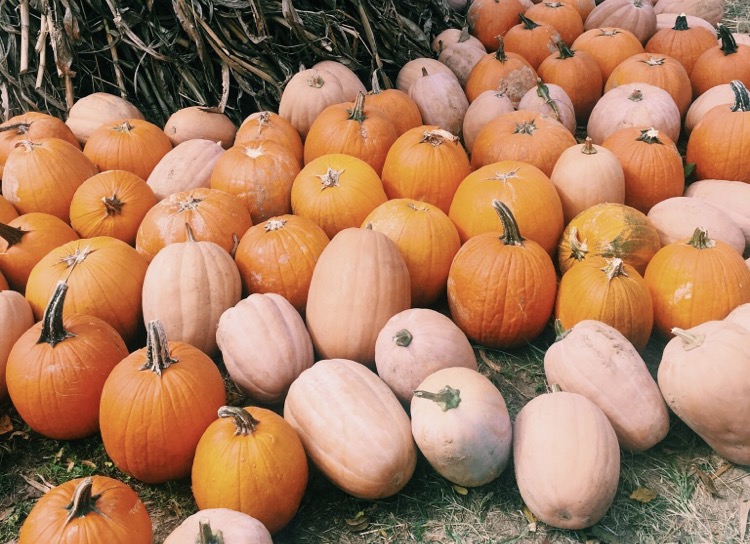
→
(503, 14, 561, 70)
(524, 1, 585, 45)
(464, 38, 537, 106)
(555, 256, 653, 349)
(466, 0, 525, 50)
(191, 406, 308, 534)
(0, 196, 18, 223)
(216, 293, 314, 404)
(560, 0, 596, 20)
(0, 212, 79, 293)
(656, 12, 716, 32)
(0, 290, 34, 402)
(644, 227, 750, 337)
(7, 282, 128, 439)
(684, 82, 734, 135)
(686, 80, 750, 183)
(283, 358, 417, 499)
(83, 118, 172, 180)
(25, 236, 148, 343)
(586, 83, 682, 144)
(375, 308, 476, 404)
(447, 200, 558, 348)
(557, 202, 662, 275)
(653, 0, 724, 26)
(141, 224, 241, 355)
(408, 69, 469, 136)
(513, 389, 620, 529)
(306, 227, 410, 366)
(277, 67, 348, 140)
(380, 126, 471, 214)
(210, 140, 300, 224)
(658, 320, 750, 465)
(396, 58, 457, 94)
(99, 320, 226, 483)
(545, 320, 669, 451)
(2, 138, 98, 221)
(725, 303, 750, 332)
(571, 27, 645, 82)
(235, 111, 304, 165)
(549, 137, 626, 224)
(365, 72, 423, 136)
(432, 27, 487, 54)
(411, 367, 512, 486)
(684, 179, 750, 250)
(462, 89, 516, 152)
(438, 40, 488, 86)
(645, 13, 718, 75)
(601, 127, 684, 213)
(164, 509, 272, 544)
(163, 106, 237, 148)
(234, 214, 329, 313)
(135, 187, 253, 262)
(18, 476, 152, 544)
(146, 139, 226, 200)
(304, 92, 398, 175)
(69, 170, 157, 245)
(517, 78, 577, 134)
(584, 0, 657, 45)
(290, 154, 387, 239)
(65, 92, 145, 145)
(313, 60, 367, 99)
(449, 160, 565, 255)
(690, 25, 750, 98)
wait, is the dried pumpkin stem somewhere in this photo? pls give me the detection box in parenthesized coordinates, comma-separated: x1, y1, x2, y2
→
(218, 406, 260, 436)
(636, 127, 663, 144)
(198, 518, 225, 544)
(317, 167, 343, 189)
(687, 227, 715, 249)
(458, 25, 472, 43)
(264, 218, 287, 231)
(567, 227, 588, 261)
(185, 222, 197, 242)
(730, 80, 750, 112)
(347, 92, 367, 123)
(492, 199, 524, 246)
(102, 194, 124, 216)
(38, 281, 76, 347)
(671, 327, 705, 351)
(494, 35, 508, 62)
(519, 13, 540, 30)
(114, 120, 134, 133)
(413, 385, 461, 411)
(602, 257, 627, 281)
(64, 477, 98, 524)
(140, 320, 179, 376)
(420, 129, 458, 146)
(0, 122, 30, 134)
(370, 70, 382, 94)
(392, 328, 413, 347)
(553, 319, 570, 341)
(0, 222, 27, 247)
(628, 89, 644, 102)
(581, 137, 597, 155)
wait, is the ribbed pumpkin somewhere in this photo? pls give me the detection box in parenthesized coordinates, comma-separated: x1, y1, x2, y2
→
(2, 138, 98, 221)
(17, 476, 152, 544)
(163, 106, 237, 149)
(466, 0, 526, 50)
(439, 37, 495, 86)
(545, 320, 669, 451)
(558, 202, 662, 275)
(135, 187, 253, 262)
(69, 170, 157, 245)
(191, 406, 308, 534)
(277, 67, 348, 140)
(464, 38, 537, 106)
(306, 227, 411, 366)
(99, 320, 227, 483)
(449, 160, 564, 255)
(0, 212, 79, 293)
(7, 282, 128, 439)
(283, 358, 417, 499)
(141, 225, 241, 355)
(653, 0, 724, 26)
(0, 290, 34, 402)
(408, 69, 469, 136)
(363, 199, 461, 307)
(83, 118, 172, 180)
(645, 13, 718, 75)
(517, 79, 577, 134)
(290, 154, 387, 239)
(380, 126, 470, 215)
(447, 201, 558, 348)
(0, 196, 18, 223)
(65, 92, 145, 145)
(524, 1, 585, 45)
(690, 24, 750, 98)
(571, 27, 645, 81)
(462, 89, 516, 152)
(432, 27, 487, 54)
(584, 0, 657, 44)
(503, 14, 561, 70)
(210, 140, 300, 224)
(555, 257, 653, 349)
(234, 215, 329, 313)
(216, 293, 314, 404)
(396, 58, 456, 94)
(25, 236, 148, 343)
(235, 111, 304, 165)
(365, 72, 423, 136)
(146, 139, 225, 201)
(644, 227, 750, 337)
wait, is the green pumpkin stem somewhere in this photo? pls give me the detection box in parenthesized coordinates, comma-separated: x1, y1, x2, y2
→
(140, 320, 179, 376)
(0, 222, 27, 248)
(519, 13, 540, 30)
(38, 281, 75, 347)
(553, 319, 570, 341)
(198, 518, 225, 544)
(64, 477, 99, 524)
(492, 200, 524, 246)
(602, 257, 627, 281)
(494, 35, 508, 62)
(581, 137, 597, 155)
(393, 328, 413, 347)
(535, 78, 561, 119)
(687, 227, 715, 249)
(555, 39, 575, 60)
(348, 92, 367, 123)
(218, 406, 260, 436)
(673, 13, 689, 30)
(413, 385, 461, 411)
(717, 23, 738, 56)
(730, 80, 750, 112)
(671, 327, 705, 351)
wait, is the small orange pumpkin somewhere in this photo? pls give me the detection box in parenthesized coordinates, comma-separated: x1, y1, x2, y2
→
(690, 24, 750, 98)
(365, 72, 423, 136)
(503, 14, 561, 70)
(464, 37, 537, 106)
(467, 0, 526, 50)
(235, 111, 304, 165)
(524, 1, 585, 45)
(572, 27, 645, 82)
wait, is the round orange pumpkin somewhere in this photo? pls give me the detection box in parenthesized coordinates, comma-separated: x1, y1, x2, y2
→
(645, 13, 718, 76)
(571, 27, 645, 82)
(235, 111, 304, 165)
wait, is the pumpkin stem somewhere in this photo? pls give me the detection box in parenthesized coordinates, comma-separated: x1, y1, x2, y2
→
(0, 122, 31, 134)
(347, 92, 367, 123)
(673, 13, 689, 30)
(317, 167, 343, 189)
(717, 24, 738, 56)
(218, 406, 260, 436)
(64, 477, 100, 524)
(555, 39, 575, 60)
(494, 36, 508, 62)
(38, 281, 76, 347)
(636, 127, 663, 145)
(230, 233, 240, 258)
(519, 13, 540, 30)
(307, 73, 326, 88)
(581, 137, 597, 155)
(420, 129, 459, 147)
(264, 218, 288, 231)
(139, 320, 179, 376)
(643, 56, 665, 66)
(602, 257, 628, 281)
(392, 328, 413, 347)
(114, 120, 134, 133)
(628, 89, 644, 102)
(686, 226, 715, 249)
(184, 222, 197, 242)
(567, 227, 588, 261)
(730, 80, 750, 112)
(458, 25, 472, 43)
(550, 383, 563, 393)
(0, 221, 27, 248)
(370, 70, 382, 94)
(553, 319, 570, 341)
(513, 119, 538, 135)
(492, 199, 524, 246)
(177, 195, 204, 212)
(198, 518, 225, 544)
(102, 194, 124, 216)
(535, 78, 561, 119)
(14, 139, 39, 152)
(413, 385, 461, 411)
(671, 327, 705, 351)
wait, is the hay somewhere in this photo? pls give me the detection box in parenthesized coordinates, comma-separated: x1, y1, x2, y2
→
(0, 0, 465, 125)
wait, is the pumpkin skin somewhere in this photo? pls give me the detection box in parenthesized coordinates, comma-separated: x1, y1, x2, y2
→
(524, 1, 585, 45)
(653, 0, 724, 26)
(278, 67, 348, 141)
(411, 367, 512, 487)
(545, 320, 669, 451)
(447, 201, 558, 349)
(513, 390, 620, 529)
(0, 212, 79, 293)
(7, 282, 128, 440)
(396, 58, 457, 94)
(83, 118, 172, 180)
(408, 70, 469, 136)
(0, 290, 34, 402)
(571, 27, 645, 81)
(464, 39, 537, 106)
(462, 89, 516, 152)
(658, 321, 750, 465)
(65, 92, 145, 145)
(306, 227, 411, 367)
(645, 13, 718, 76)
(216, 293, 314, 404)
(2, 138, 98, 222)
(584, 0, 657, 45)
(432, 28, 487, 54)
(284, 358, 417, 499)
(725, 302, 750, 332)
(99, 320, 227, 483)
(374, 308, 477, 404)
(467, 0, 525, 50)
(555, 257, 654, 350)
(438, 41, 487, 87)
(503, 14, 561, 71)
(0, 196, 18, 223)
(685, 179, 750, 250)
(146, 139, 226, 200)
(644, 227, 750, 337)
(517, 79, 577, 134)
(684, 83, 734, 135)
(69, 169, 157, 245)
(163, 105, 237, 149)
(164, 509, 273, 544)
(192, 406, 308, 534)
(17, 476, 152, 544)
(690, 25, 750, 98)
(366, 73, 423, 137)
(235, 111, 304, 165)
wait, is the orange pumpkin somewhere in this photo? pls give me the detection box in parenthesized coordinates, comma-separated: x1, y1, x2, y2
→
(163, 106, 237, 149)
(465, 38, 537, 106)
(146, 139, 225, 200)
(365, 72, 423, 136)
(65, 92, 145, 145)
(645, 13, 718, 76)
(524, 1, 585, 45)
(690, 24, 750, 98)
(466, 0, 526, 50)
(571, 27, 645, 82)
(0, 196, 18, 224)
(0, 291, 35, 403)
(235, 111, 304, 165)
(503, 14, 561, 70)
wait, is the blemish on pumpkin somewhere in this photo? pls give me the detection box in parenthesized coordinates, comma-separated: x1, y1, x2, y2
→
(673, 283, 693, 301)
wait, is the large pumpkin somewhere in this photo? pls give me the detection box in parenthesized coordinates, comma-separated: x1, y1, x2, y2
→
(408, 69, 469, 136)
(645, 13, 718, 76)
(690, 25, 750, 98)
(503, 14, 562, 71)
(571, 27, 645, 82)
(466, 0, 525, 50)
(235, 111, 304, 165)
(65, 92, 145, 145)
(365, 72, 423, 136)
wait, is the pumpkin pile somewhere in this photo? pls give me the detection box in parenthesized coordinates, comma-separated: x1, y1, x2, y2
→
(2, 0, 750, 539)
